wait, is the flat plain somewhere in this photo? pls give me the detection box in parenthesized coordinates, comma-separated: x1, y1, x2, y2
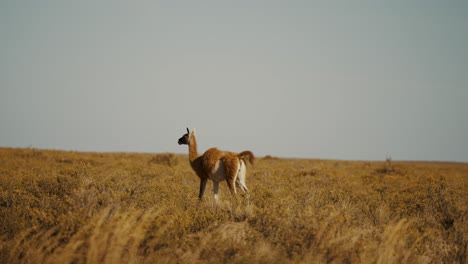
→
(0, 147, 467, 263)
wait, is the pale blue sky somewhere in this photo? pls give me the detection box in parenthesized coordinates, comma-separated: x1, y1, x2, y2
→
(1, 1, 467, 161)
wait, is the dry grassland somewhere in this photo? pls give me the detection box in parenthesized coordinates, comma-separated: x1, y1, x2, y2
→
(0, 147, 467, 263)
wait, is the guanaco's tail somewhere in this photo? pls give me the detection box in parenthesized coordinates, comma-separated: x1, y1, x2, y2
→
(238, 151, 255, 165)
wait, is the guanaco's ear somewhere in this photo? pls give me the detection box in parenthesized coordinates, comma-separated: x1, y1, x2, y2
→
(191, 128, 196, 136)
(186, 127, 190, 134)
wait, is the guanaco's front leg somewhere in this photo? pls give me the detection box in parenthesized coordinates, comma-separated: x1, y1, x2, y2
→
(199, 178, 208, 201)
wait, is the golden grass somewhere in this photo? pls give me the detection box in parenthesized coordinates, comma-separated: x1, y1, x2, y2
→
(0, 147, 467, 263)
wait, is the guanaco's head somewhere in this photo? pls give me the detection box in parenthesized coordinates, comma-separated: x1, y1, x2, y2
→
(178, 127, 195, 145)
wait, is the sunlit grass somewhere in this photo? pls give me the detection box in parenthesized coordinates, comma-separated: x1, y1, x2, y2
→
(0, 147, 467, 263)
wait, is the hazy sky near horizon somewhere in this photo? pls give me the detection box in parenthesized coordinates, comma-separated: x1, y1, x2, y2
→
(1, 1, 467, 161)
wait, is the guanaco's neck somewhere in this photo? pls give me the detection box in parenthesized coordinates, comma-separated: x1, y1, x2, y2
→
(188, 134, 199, 164)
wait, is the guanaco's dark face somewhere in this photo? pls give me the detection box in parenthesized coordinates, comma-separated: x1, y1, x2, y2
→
(178, 128, 190, 145)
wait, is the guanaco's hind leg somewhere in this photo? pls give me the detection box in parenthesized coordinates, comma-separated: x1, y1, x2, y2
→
(226, 178, 237, 195)
(236, 161, 248, 193)
(223, 157, 239, 195)
(236, 181, 248, 193)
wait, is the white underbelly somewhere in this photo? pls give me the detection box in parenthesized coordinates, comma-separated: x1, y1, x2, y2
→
(209, 160, 227, 182)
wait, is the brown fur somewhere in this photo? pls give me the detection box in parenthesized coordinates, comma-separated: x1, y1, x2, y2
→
(180, 129, 254, 200)
(238, 151, 255, 165)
